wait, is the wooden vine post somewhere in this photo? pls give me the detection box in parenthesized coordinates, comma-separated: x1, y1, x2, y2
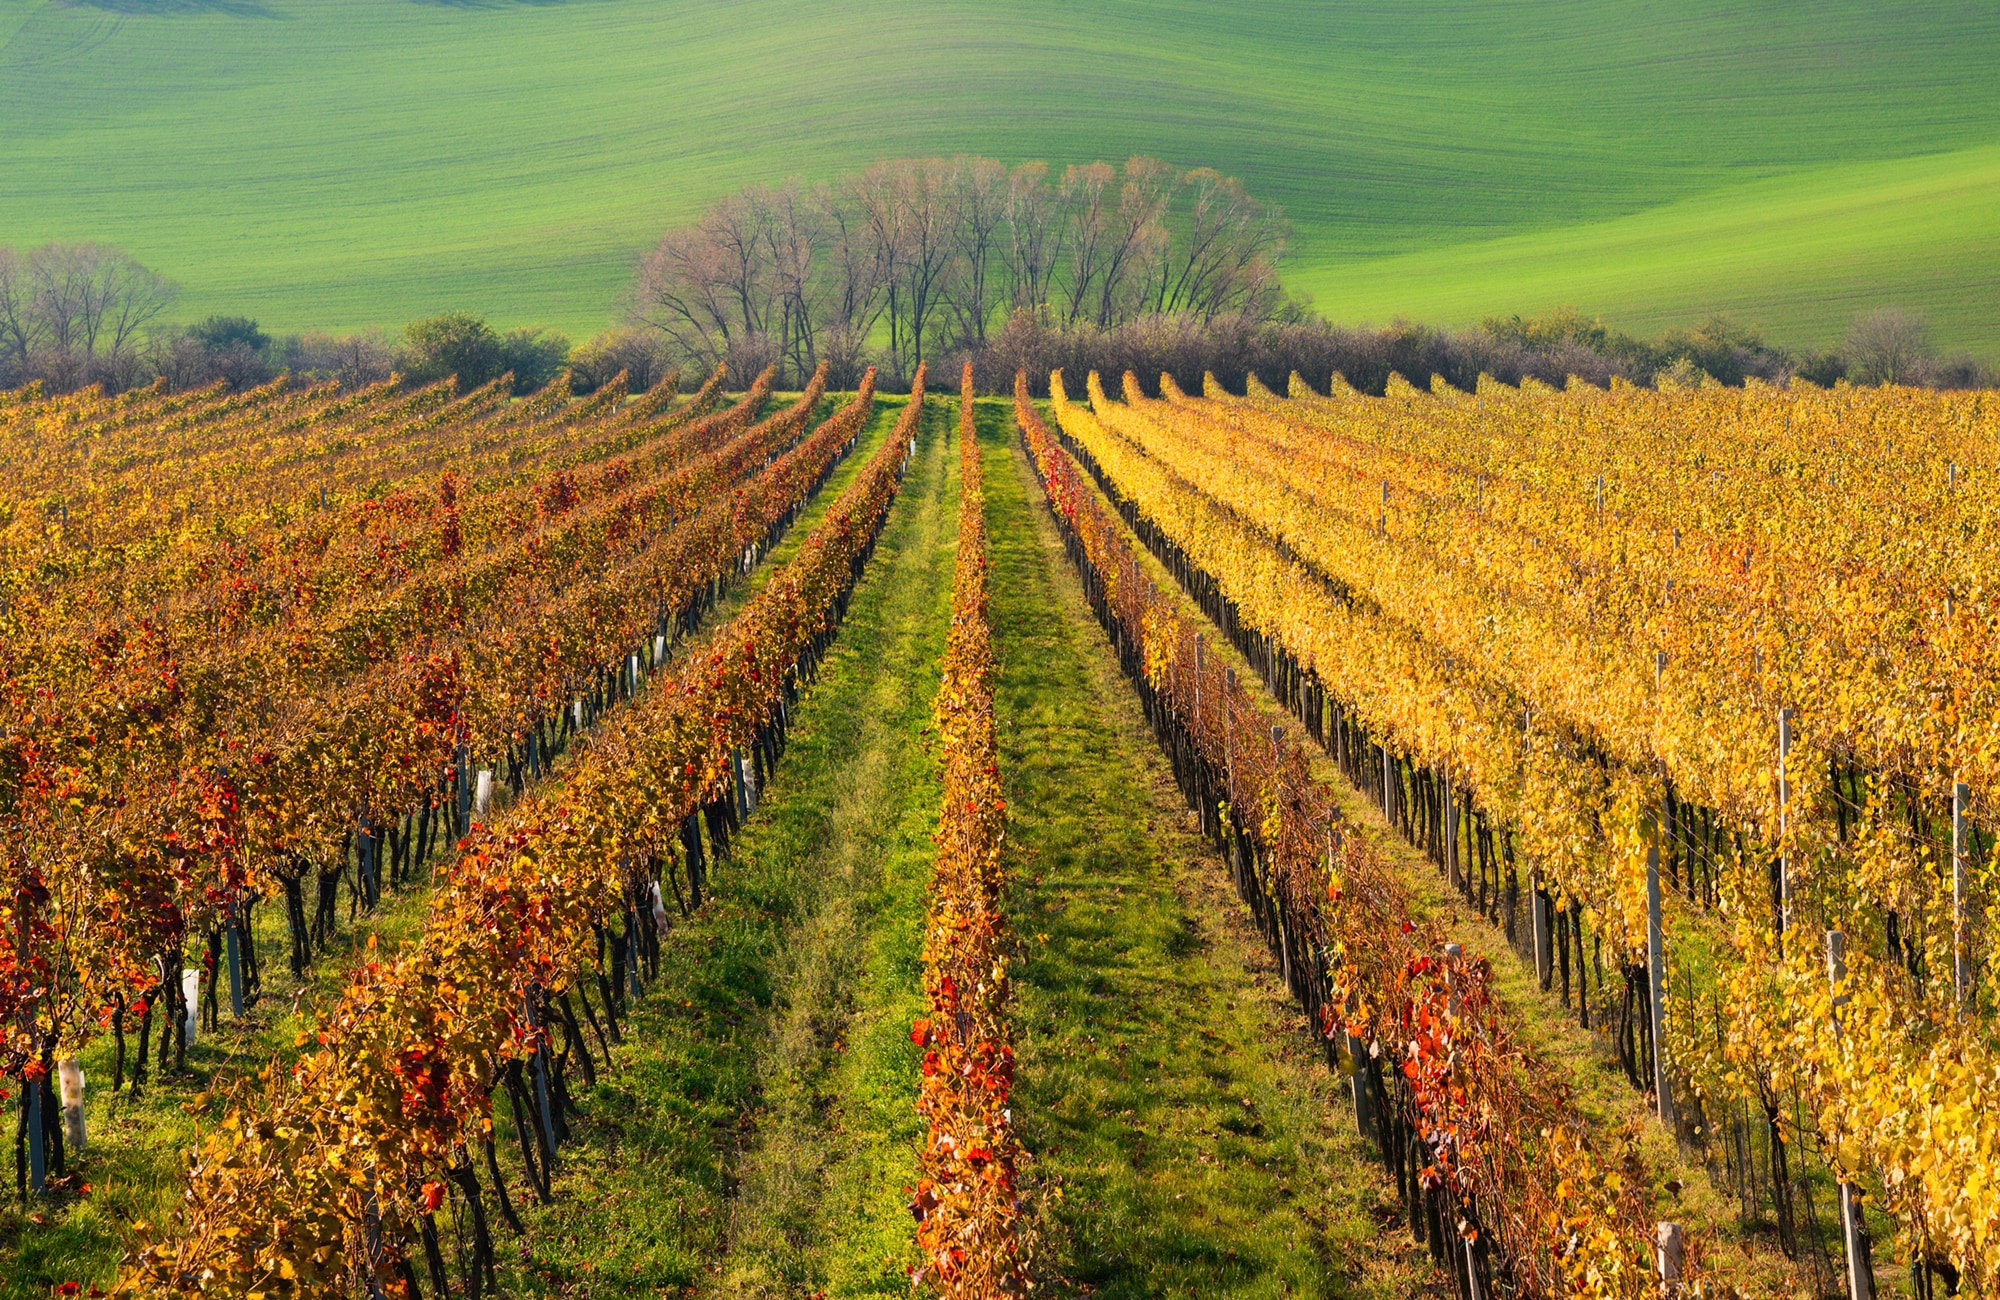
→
(1532, 878, 1552, 991)
(1525, 704, 1553, 992)
(1225, 667, 1237, 810)
(1777, 708, 1795, 943)
(1331, 821, 1373, 1141)
(1826, 929, 1877, 1300)
(58, 1058, 85, 1156)
(1443, 779, 1456, 891)
(1953, 780, 1971, 1011)
(225, 903, 245, 1019)
(1646, 821, 1673, 1128)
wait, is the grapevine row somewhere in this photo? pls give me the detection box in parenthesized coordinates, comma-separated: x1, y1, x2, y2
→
(909, 365, 1027, 1294)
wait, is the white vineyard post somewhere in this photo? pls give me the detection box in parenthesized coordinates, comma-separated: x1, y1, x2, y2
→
(182, 968, 200, 1044)
(1348, 1019, 1372, 1138)
(57, 1058, 85, 1156)
(474, 769, 493, 821)
(1657, 1222, 1684, 1287)
(1953, 780, 1971, 1012)
(1647, 825, 1673, 1128)
(1826, 929, 1876, 1300)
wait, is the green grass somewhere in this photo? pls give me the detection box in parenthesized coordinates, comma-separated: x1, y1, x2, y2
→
(1328, 144, 2000, 359)
(1, 0, 1997, 353)
(454, 395, 946, 1297)
(984, 400, 1427, 1298)
(698, 395, 953, 1296)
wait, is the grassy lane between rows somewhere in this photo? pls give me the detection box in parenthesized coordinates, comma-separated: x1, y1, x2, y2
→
(983, 398, 1430, 1300)
(471, 394, 949, 1297)
(703, 394, 956, 1296)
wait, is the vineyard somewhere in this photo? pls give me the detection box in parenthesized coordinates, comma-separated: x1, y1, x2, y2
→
(3, 360, 1996, 1299)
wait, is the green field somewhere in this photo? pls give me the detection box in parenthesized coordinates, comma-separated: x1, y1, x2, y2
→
(3, 0, 1997, 353)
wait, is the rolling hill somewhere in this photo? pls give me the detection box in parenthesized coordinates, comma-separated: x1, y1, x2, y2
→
(2, 0, 1997, 354)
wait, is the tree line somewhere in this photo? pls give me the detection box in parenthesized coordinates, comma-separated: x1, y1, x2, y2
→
(5, 167, 1992, 399)
(0, 243, 177, 392)
(629, 155, 1289, 387)
(0, 241, 580, 397)
(994, 304, 1991, 401)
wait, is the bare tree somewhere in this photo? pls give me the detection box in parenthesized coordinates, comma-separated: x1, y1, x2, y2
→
(27, 242, 176, 363)
(0, 247, 39, 379)
(1090, 157, 1176, 328)
(895, 159, 957, 371)
(850, 161, 913, 368)
(812, 181, 888, 388)
(942, 155, 1008, 347)
(1003, 162, 1064, 319)
(761, 182, 826, 380)
(709, 190, 777, 344)
(1150, 168, 1287, 320)
(1844, 308, 1934, 386)
(0, 242, 176, 390)
(627, 155, 1297, 388)
(632, 200, 770, 373)
(96, 251, 179, 362)
(1054, 161, 1116, 328)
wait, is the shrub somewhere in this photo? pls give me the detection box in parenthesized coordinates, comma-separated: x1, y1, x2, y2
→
(1843, 308, 1933, 386)
(497, 327, 570, 395)
(401, 312, 503, 389)
(566, 329, 669, 394)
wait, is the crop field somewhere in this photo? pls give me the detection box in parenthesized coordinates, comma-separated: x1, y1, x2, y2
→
(2, 0, 1998, 352)
(6, 362, 1999, 1300)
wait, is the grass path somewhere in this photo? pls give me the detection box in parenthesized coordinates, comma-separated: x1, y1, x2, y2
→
(465, 395, 951, 1296)
(700, 395, 956, 1296)
(983, 401, 1426, 1299)
(523, 397, 1426, 1298)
